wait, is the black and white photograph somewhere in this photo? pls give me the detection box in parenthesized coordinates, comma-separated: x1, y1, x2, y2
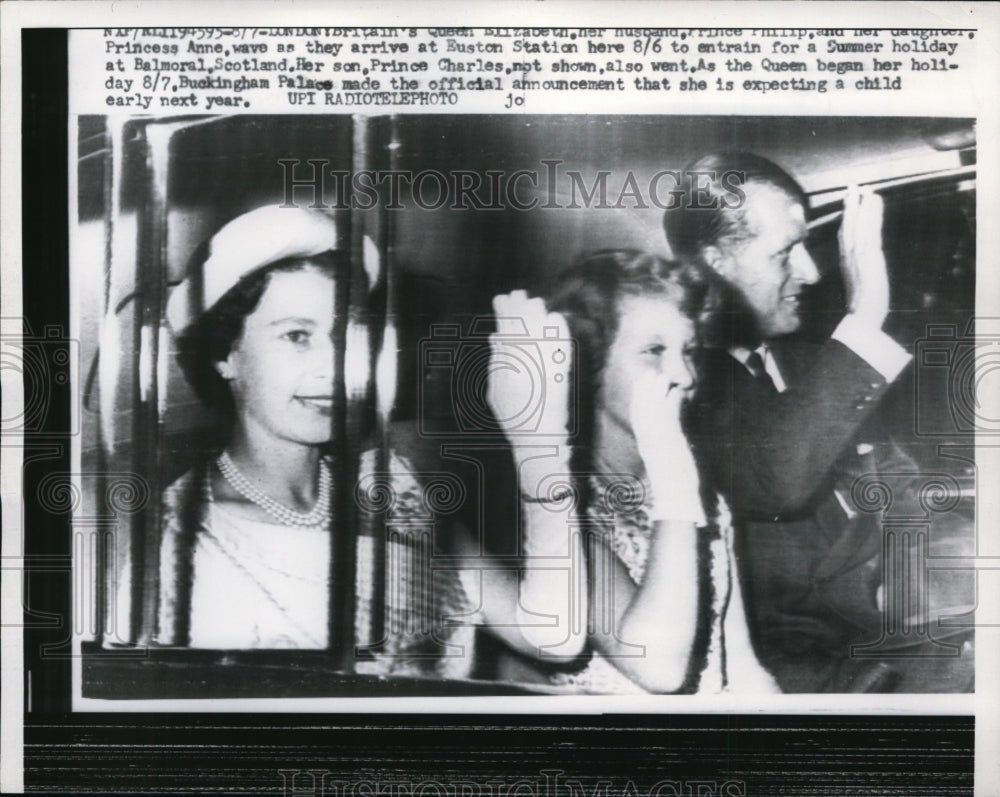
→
(3, 4, 998, 794)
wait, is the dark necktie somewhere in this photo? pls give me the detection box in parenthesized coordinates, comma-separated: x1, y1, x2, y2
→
(745, 350, 778, 393)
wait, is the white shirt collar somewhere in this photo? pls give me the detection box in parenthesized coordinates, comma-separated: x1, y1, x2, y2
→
(727, 344, 787, 392)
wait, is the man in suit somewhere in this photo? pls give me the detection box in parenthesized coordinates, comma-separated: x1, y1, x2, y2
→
(665, 152, 915, 692)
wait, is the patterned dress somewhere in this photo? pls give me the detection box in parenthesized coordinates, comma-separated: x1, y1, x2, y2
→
(550, 475, 779, 694)
(155, 450, 478, 680)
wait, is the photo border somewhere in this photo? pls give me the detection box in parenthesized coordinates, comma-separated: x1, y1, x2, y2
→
(4, 2, 998, 794)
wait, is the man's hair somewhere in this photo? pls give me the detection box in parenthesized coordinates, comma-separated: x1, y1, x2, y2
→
(662, 152, 808, 350)
(663, 151, 808, 267)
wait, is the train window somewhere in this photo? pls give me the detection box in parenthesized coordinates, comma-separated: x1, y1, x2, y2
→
(78, 116, 516, 698)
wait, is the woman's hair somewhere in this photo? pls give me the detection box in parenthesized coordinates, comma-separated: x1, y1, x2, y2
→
(175, 251, 346, 429)
(543, 249, 708, 488)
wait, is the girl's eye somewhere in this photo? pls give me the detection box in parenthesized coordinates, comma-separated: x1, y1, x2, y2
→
(283, 330, 311, 344)
(643, 344, 666, 356)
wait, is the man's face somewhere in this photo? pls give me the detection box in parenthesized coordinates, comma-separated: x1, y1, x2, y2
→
(710, 182, 819, 340)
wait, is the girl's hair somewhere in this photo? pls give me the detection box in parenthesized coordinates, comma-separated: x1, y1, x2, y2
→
(175, 251, 346, 430)
(543, 249, 708, 494)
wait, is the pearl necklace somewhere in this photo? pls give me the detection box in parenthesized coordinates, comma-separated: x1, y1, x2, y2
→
(216, 451, 331, 528)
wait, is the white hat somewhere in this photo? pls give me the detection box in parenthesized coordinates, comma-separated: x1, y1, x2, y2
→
(165, 205, 343, 334)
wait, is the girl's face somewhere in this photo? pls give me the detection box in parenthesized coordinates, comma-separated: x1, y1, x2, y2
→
(597, 294, 696, 433)
(220, 267, 336, 449)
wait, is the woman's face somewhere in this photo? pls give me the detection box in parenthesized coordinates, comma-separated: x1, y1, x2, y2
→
(220, 267, 336, 448)
(598, 294, 696, 433)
